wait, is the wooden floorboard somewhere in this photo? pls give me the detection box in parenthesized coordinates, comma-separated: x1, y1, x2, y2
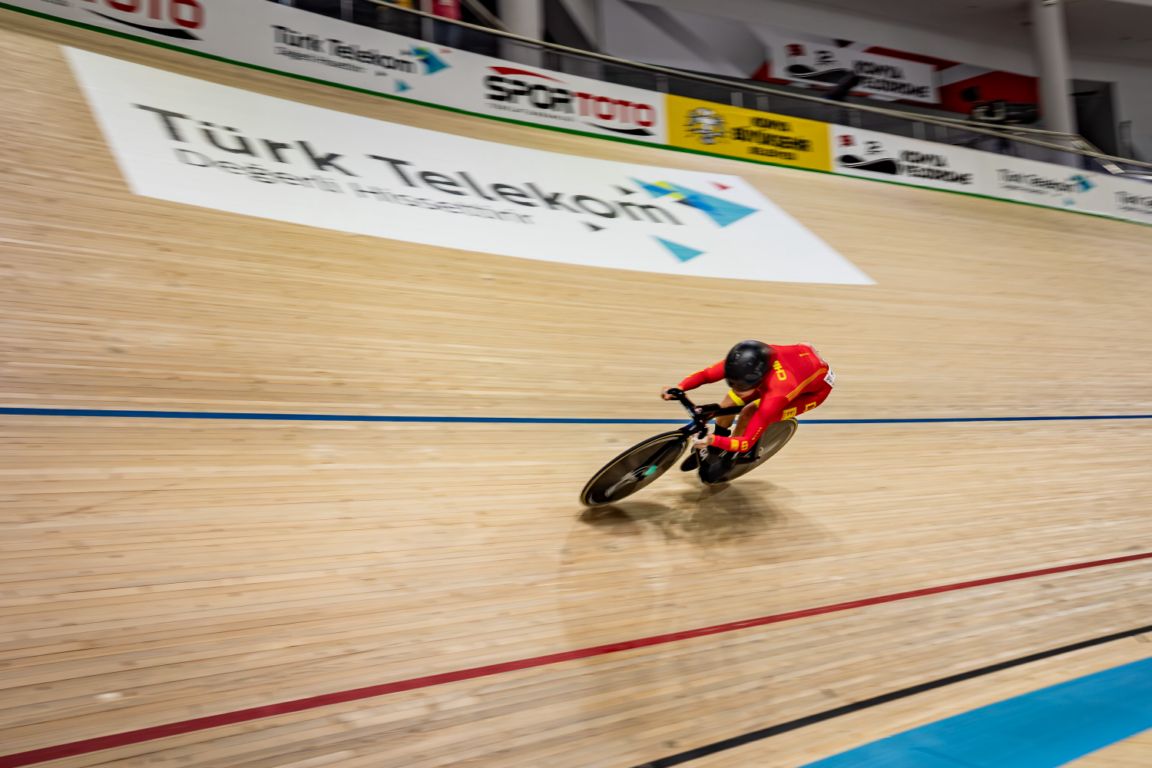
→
(1, 9, 1150, 767)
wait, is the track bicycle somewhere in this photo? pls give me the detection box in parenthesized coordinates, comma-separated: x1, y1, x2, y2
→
(579, 388, 798, 507)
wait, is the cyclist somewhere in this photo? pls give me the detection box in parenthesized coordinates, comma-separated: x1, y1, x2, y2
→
(662, 340, 835, 475)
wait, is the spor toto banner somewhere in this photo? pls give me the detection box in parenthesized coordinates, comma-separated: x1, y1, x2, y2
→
(2, 0, 666, 143)
(666, 96, 831, 171)
(66, 49, 872, 285)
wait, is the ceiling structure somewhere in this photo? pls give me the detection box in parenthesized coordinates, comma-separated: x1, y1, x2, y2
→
(794, 0, 1152, 65)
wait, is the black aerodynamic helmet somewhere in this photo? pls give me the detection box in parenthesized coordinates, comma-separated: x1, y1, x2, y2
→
(724, 340, 772, 391)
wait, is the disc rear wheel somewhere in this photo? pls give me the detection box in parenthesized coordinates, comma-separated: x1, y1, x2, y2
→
(717, 418, 798, 483)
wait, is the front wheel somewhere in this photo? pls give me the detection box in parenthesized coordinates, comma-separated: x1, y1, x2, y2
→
(579, 432, 687, 507)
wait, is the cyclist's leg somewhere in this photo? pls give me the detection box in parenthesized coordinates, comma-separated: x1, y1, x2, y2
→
(788, 379, 832, 417)
(732, 401, 757, 437)
(712, 390, 745, 431)
(731, 382, 829, 466)
(683, 420, 734, 471)
(697, 391, 759, 479)
(725, 396, 762, 461)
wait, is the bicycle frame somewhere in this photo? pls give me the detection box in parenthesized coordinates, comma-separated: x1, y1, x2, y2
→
(665, 387, 745, 438)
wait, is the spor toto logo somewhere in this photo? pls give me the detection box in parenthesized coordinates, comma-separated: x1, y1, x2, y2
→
(484, 67, 657, 137)
(79, 0, 205, 40)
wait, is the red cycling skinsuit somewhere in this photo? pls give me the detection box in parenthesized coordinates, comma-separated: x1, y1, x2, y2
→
(677, 344, 834, 453)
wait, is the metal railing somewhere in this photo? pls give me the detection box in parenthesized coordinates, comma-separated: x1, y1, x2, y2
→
(274, 0, 1152, 179)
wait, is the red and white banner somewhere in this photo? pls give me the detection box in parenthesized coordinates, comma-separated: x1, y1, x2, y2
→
(600, 0, 1037, 112)
(429, 0, 460, 20)
(764, 36, 939, 104)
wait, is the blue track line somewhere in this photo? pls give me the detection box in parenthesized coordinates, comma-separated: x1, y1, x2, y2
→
(0, 407, 672, 424)
(1, 407, 1151, 425)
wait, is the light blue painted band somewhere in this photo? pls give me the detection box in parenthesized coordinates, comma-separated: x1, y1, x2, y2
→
(803, 657, 1152, 768)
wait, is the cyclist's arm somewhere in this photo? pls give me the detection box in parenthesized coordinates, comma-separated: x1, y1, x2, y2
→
(677, 361, 726, 391)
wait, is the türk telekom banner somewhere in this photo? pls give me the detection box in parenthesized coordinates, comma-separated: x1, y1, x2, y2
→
(984, 156, 1111, 217)
(1, 0, 666, 143)
(66, 48, 872, 285)
(1103, 177, 1152, 225)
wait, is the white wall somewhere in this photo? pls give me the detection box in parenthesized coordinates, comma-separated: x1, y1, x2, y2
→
(602, 0, 1152, 159)
(609, 0, 1036, 72)
(555, 0, 600, 46)
(599, 0, 766, 78)
(1074, 59, 1152, 160)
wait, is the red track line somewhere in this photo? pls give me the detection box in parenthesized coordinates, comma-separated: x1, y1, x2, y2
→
(3, 550, 1151, 768)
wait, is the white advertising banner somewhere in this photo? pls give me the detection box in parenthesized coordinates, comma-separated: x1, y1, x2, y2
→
(256, 6, 667, 142)
(3, 0, 666, 142)
(831, 126, 983, 194)
(982, 155, 1111, 217)
(830, 125, 1151, 225)
(765, 34, 940, 105)
(65, 48, 872, 285)
(1100, 176, 1152, 226)
(6, 1, 1148, 229)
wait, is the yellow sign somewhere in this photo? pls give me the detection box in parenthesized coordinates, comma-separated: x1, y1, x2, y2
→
(666, 96, 831, 171)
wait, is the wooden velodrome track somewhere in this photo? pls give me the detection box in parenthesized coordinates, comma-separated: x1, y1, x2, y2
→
(2, 9, 1151, 767)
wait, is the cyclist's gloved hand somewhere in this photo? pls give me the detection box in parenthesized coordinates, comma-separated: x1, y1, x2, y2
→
(660, 387, 678, 401)
(691, 422, 717, 450)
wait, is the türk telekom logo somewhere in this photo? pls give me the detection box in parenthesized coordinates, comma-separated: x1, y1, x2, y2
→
(995, 167, 1094, 207)
(1116, 190, 1152, 216)
(484, 66, 658, 137)
(78, 0, 205, 40)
